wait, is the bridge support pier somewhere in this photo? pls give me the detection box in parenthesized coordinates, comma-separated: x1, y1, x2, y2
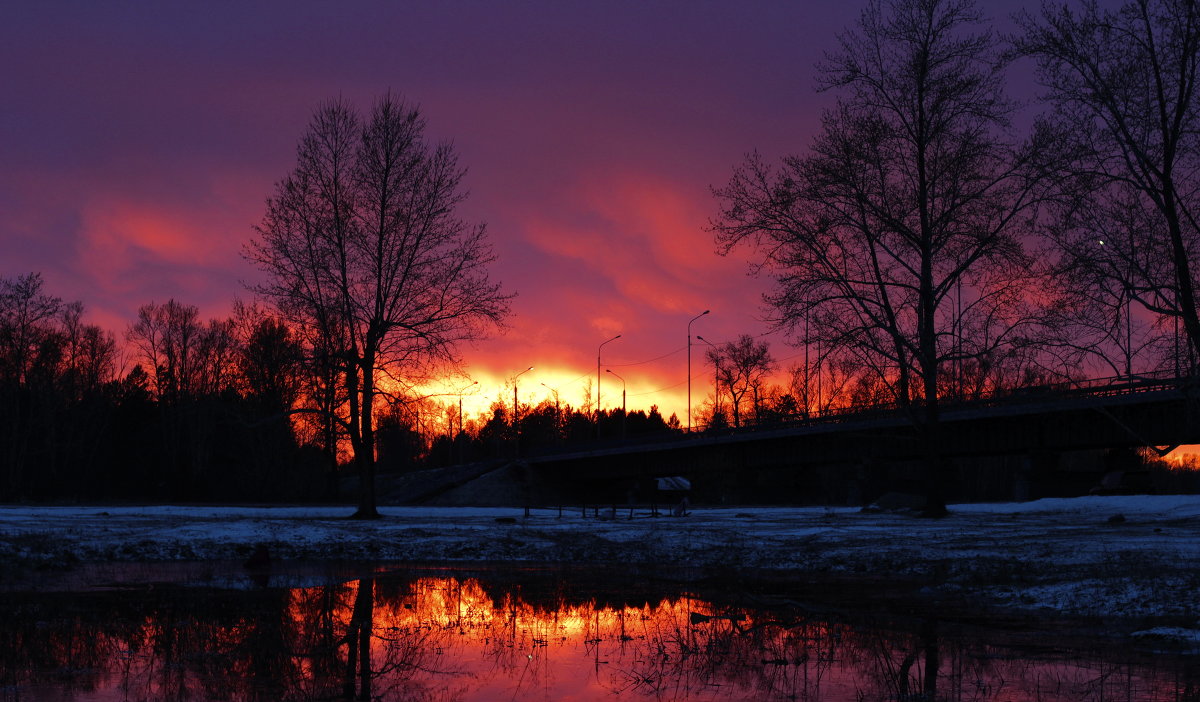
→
(846, 458, 884, 507)
(1019, 451, 1061, 501)
(1014, 456, 1032, 502)
(846, 463, 864, 507)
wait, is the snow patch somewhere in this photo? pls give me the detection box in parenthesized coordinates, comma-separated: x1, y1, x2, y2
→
(1131, 627, 1200, 650)
(2, 495, 1199, 621)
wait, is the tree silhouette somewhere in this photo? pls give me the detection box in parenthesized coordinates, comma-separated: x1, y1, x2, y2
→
(1019, 0, 1200, 376)
(705, 334, 775, 427)
(712, 0, 1046, 515)
(248, 94, 512, 518)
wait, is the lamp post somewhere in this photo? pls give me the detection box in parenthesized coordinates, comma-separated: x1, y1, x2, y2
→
(540, 382, 560, 416)
(695, 335, 719, 428)
(541, 381, 561, 442)
(1099, 238, 1133, 378)
(816, 336, 822, 413)
(803, 307, 823, 416)
(455, 380, 478, 463)
(513, 366, 532, 455)
(513, 366, 533, 431)
(687, 310, 710, 432)
(1175, 310, 1181, 377)
(1125, 227, 1136, 379)
(455, 380, 478, 439)
(597, 334, 621, 435)
(606, 369, 626, 439)
(804, 307, 810, 416)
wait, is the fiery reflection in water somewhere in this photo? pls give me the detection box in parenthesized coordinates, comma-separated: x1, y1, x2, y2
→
(2, 570, 1196, 701)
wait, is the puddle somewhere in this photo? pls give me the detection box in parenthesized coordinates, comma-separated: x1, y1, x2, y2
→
(1, 564, 1196, 701)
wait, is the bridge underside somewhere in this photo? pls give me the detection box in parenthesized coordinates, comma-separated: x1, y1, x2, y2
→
(528, 389, 1200, 504)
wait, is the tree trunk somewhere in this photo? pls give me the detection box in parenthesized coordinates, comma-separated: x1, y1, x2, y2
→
(922, 619, 940, 699)
(893, 335, 911, 408)
(342, 616, 357, 700)
(352, 353, 380, 519)
(355, 578, 374, 700)
(919, 290, 947, 516)
(1163, 181, 1200, 374)
(921, 384, 947, 518)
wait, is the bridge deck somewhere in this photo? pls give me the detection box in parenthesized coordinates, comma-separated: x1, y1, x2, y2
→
(527, 376, 1200, 476)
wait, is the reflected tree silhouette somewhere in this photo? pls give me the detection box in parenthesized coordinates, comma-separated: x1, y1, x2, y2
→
(342, 578, 373, 700)
(1, 572, 1197, 701)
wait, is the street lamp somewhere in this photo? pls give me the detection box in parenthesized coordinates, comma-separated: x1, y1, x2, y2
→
(513, 366, 533, 432)
(687, 310, 710, 432)
(540, 382, 560, 416)
(512, 366, 533, 458)
(541, 381, 561, 442)
(597, 334, 621, 433)
(1099, 237, 1133, 378)
(695, 335, 720, 428)
(606, 369, 627, 439)
(803, 306, 812, 416)
(455, 380, 477, 464)
(455, 380, 478, 437)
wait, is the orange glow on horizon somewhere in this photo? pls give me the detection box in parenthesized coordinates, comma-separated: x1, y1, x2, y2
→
(422, 362, 699, 425)
(1164, 445, 1200, 467)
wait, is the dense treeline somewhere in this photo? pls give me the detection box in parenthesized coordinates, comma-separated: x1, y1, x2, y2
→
(0, 268, 1078, 503)
(403, 400, 678, 471)
(0, 273, 680, 501)
(0, 274, 327, 501)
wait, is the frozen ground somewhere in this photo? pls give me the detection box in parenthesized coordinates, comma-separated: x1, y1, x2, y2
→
(1, 495, 1198, 634)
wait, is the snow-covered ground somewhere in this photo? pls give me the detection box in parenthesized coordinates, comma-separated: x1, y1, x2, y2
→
(1, 495, 1198, 632)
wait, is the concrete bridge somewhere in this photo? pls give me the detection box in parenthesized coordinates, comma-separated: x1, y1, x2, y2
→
(523, 374, 1200, 503)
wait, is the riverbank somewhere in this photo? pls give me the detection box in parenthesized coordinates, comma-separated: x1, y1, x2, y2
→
(2, 495, 1198, 641)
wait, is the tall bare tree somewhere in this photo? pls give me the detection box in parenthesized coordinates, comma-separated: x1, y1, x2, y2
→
(233, 302, 303, 413)
(248, 95, 511, 518)
(0, 273, 62, 386)
(127, 299, 204, 402)
(1018, 0, 1200, 376)
(59, 302, 118, 397)
(705, 335, 776, 427)
(712, 0, 1046, 516)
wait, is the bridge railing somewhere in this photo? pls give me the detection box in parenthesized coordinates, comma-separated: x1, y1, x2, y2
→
(525, 371, 1197, 459)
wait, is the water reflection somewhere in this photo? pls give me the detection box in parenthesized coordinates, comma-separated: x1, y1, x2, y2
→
(1, 568, 1196, 701)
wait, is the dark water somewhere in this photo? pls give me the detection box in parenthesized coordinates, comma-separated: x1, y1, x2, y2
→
(1, 564, 1196, 701)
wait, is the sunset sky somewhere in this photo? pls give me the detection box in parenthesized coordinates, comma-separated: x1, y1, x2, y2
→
(1, 1, 1042, 422)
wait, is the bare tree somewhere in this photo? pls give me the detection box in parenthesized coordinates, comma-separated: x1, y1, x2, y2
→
(0, 273, 62, 386)
(1018, 0, 1200, 377)
(248, 94, 512, 518)
(194, 318, 237, 397)
(705, 335, 776, 427)
(127, 299, 204, 403)
(233, 302, 303, 413)
(59, 302, 118, 397)
(712, 0, 1046, 515)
